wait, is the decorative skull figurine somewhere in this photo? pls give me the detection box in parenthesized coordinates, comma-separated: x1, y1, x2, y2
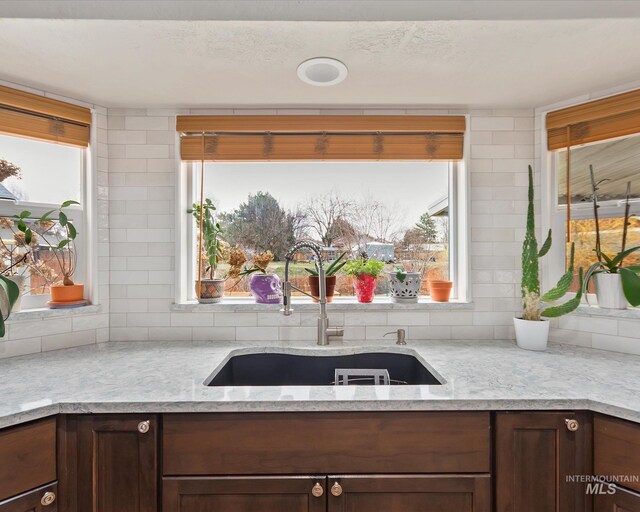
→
(249, 273, 283, 304)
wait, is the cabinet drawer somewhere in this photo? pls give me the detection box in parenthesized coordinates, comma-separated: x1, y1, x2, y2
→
(595, 415, 640, 493)
(163, 412, 490, 475)
(594, 486, 640, 512)
(0, 418, 56, 501)
(0, 483, 58, 512)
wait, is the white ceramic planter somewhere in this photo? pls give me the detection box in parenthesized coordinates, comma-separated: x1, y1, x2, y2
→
(595, 273, 627, 310)
(387, 271, 422, 303)
(513, 317, 550, 351)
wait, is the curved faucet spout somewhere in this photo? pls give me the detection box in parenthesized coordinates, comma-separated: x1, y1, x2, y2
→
(281, 240, 342, 345)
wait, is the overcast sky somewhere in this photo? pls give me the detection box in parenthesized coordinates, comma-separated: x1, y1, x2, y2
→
(0, 134, 81, 205)
(200, 161, 449, 234)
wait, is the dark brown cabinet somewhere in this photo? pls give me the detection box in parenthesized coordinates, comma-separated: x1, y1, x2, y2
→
(0, 483, 58, 512)
(495, 411, 592, 512)
(594, 486, 640, 512)
(326, 475, 491, 512)
(63, 415, 158, 512)
(162, 476, 327, 512)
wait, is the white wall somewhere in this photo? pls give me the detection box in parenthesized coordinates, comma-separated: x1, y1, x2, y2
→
(106, 107, 534, 344)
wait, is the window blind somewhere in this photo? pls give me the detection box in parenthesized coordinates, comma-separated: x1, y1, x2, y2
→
(0, 85, 91, 147)
(177, 115, 466, 161)
(546, 88, 640, 150)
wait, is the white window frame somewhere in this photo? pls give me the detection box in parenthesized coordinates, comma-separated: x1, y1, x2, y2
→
(175, 149, 470, 305)
(0, 131, 94, 310)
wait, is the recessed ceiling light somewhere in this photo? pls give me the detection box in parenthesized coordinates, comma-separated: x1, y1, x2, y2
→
(297, 57, 348, 87)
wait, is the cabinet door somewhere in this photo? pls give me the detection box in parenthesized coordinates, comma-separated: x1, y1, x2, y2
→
(74, 415, 158, 512)
(162, 476, 327, 512)
(594, 486, 640, 512)
(326, 475, 490, 512)
(0, 483, 57, 512)
(496, 411, 592, 512)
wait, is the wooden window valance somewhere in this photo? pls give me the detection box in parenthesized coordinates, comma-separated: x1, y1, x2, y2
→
(546, 88, 640, 150)
(177, 115, 466, 161)
(0, 85, 91, 147)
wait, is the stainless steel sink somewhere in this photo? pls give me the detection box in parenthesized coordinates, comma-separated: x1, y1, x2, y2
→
(205, 351, 442, 386)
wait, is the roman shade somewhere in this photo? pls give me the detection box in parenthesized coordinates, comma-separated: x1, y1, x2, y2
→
(0, 85, 91, 147)
(177, 115, 466, 161)
(546, 88, 640, 150)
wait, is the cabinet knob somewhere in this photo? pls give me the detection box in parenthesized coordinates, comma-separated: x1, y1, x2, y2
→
(137, 420, 150, 434)
(331, 482, 343, 497)
(41, 491, 56, 506)
(311, 482, 324, 497)
(565, 418, 579, 432)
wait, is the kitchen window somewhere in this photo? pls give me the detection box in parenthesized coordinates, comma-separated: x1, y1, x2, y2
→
(543, 88, 640, 295)
(0, 133, 86, 309)
(176, 115, 469, 305)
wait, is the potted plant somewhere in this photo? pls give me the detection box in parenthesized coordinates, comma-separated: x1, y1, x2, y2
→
(0, 273, 19, 337)
(18, 200, 84, 304)
(344, 257, 385, 303)
(515, 165, 583, 351)
(189, 198, 226, 303)
(0, 220, 31, 312)
(237, 250, 283, 304)
(305, 252, 347, 302)
(428, 278, 454, 302)
(582, 166, 640, 309)
(387, 262, 423, 303)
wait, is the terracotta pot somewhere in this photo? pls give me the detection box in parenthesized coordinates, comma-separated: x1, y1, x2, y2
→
(429, 279, 453, 302)
(50, 284, 84, 303)
(195, 279, 225, 304)
(308, 275, 337, 303)
(353, 274, 377, 303)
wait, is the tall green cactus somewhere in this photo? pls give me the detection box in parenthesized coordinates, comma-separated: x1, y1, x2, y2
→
(520, 165, 582, 321)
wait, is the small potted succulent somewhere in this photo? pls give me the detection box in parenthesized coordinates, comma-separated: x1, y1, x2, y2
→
(189, 198, 225, 303)
(18, 200, 84, 304)
(515, 166, 582, 351)
(344, 256, 385, 303)
(238, 250, 283, 304)
(582, 165, 640, 309)
(305, 252, 347, 302)
(387, 261, 424, 303)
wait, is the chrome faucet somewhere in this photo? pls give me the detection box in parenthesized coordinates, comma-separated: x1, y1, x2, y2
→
(282, 240, 344, 346)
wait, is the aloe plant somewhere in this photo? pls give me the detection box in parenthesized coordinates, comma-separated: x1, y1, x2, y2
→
(305, 252, 347, 277)
(521, 165, 582, 321)
(582, 165, 640, 306)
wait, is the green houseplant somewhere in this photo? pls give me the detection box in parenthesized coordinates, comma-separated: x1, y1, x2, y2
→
(305, 252, 347, 302)
(188, 198, 225, 303)
(0, 273, 19, 336)
(515, 166, 583, 351)
(344, 257, 385, 303)
(387, 262, 424, 304)
(18, 200, 84, 304)
(582, 165, 640, 309)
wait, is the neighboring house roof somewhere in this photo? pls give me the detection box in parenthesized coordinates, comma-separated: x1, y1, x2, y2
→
(0, 183, 18, 201)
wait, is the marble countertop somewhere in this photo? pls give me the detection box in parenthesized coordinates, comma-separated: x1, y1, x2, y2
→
(0, 339, 639, 429)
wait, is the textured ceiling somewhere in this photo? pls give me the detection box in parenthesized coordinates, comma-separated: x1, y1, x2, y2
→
(0, 19, 639, 107)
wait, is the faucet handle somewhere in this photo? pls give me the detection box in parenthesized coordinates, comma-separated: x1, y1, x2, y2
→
(384, 329, 406, 345)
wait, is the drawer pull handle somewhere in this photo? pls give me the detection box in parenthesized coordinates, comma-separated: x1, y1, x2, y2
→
(137, 420, 151, 434)
(565, 418, 579, 432)
(41, 491, 56, 506)
(331, 482, 343, 497)
(311, 482, 324, 497)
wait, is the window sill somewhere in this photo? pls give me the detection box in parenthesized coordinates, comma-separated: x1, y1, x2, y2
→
(573, 304, 640, 320)
(172, 298, 473, 312)
(5, 304, 101, 323)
